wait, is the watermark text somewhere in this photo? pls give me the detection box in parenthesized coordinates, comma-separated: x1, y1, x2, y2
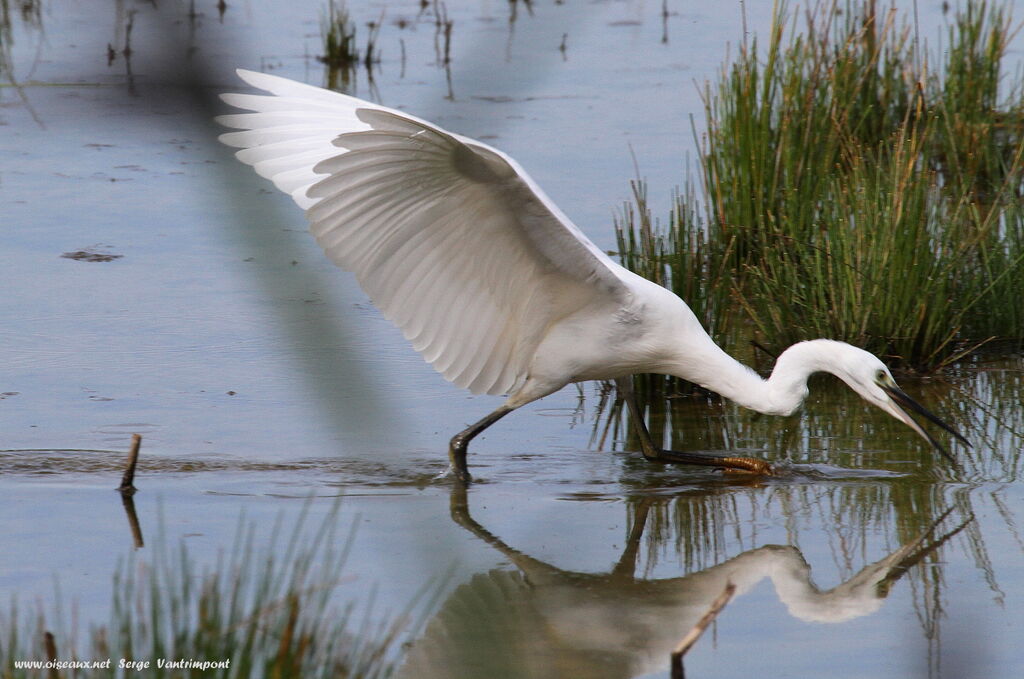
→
(13, 658, 231, 672)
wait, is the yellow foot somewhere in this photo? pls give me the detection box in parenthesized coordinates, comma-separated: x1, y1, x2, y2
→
(720, 457, 774, 475)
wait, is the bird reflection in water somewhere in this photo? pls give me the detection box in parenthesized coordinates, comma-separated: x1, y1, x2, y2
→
(396, 489, 968, 679)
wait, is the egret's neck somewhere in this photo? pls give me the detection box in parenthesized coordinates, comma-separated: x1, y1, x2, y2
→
(670, 339, 844, 416)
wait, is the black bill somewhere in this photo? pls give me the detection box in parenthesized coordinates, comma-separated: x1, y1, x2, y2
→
(882, 385, 970, 465)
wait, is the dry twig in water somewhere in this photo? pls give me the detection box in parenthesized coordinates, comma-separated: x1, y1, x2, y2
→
(118, 433, 141, 494)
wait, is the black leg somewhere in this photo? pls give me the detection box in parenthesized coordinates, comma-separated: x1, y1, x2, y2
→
(448, 404, 514, 483)
(614, 378, 773, 475)
(610, 496, 655, 579)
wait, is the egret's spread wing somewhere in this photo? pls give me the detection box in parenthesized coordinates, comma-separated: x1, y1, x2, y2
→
(218, 69, 629, 395)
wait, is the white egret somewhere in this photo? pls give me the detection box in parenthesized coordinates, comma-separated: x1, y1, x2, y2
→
(217, 69, 967, 481)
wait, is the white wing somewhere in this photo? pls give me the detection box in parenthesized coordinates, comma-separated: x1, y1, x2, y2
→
(217, 69, 630, 396)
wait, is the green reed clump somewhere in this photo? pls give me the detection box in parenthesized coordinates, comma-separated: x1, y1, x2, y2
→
(615, 179, 738, 342)
(935, 0, 1021, 199)
(619, 0, 1024, 373)
(320, 0, 359, 69)
(1, 504, 426, 679)
(738, 116, 1024, 369)
(701, 0, 920, 259)
(319, 1, 382, 94)
(614, 179, 741, 398)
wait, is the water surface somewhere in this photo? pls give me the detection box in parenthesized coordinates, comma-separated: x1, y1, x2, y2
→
(2, 1, 1023, 677)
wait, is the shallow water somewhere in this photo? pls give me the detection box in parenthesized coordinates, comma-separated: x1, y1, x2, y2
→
(3, 1, 1024, 677)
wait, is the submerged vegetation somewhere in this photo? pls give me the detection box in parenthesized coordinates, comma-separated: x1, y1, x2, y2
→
(617, 0, 1024, 375)
(1, 505, 425, 679)
(319, 0, 360, 69)
(319, 0, 382, 94)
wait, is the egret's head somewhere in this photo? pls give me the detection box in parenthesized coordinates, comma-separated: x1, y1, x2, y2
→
(835, 347, 968, 464)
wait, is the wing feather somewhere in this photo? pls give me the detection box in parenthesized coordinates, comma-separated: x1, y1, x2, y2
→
(218, 69, 630, 395)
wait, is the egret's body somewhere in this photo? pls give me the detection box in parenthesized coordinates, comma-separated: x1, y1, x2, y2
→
(218, 69, 966, 480)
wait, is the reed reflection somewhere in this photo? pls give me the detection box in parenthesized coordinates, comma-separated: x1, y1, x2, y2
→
(396, 486, 968, 679)
(595, 356, 1024, 482)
